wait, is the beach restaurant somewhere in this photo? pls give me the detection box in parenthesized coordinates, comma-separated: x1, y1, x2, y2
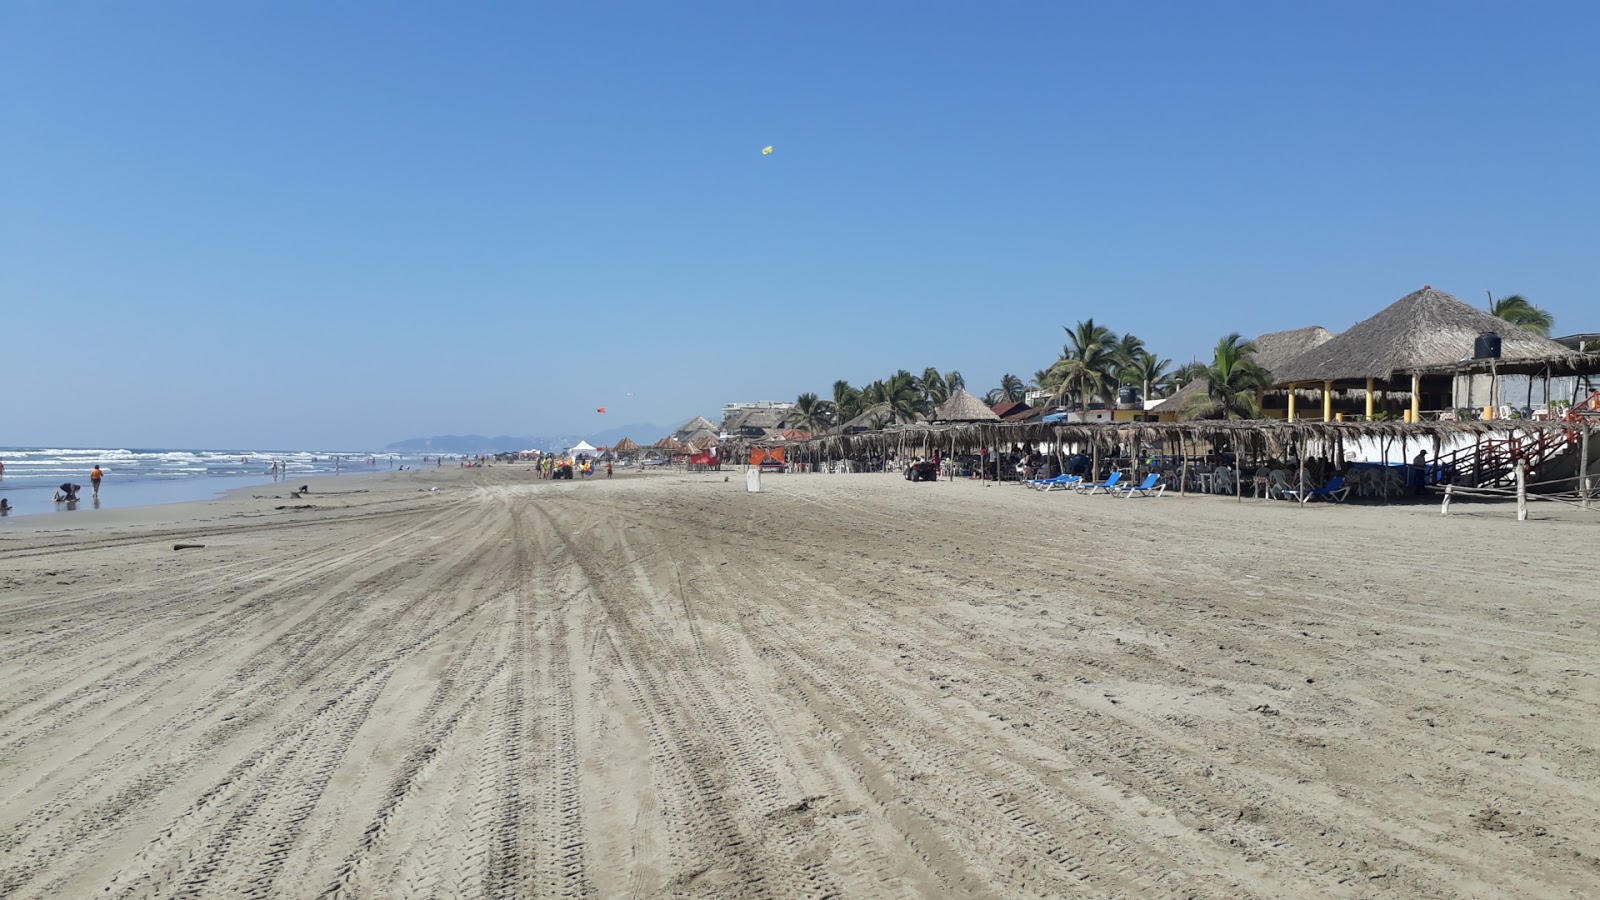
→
(1262, 286, 1596, 423)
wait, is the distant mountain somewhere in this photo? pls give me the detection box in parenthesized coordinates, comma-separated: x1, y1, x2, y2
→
(384, 434, 532, 454)
(386, 422, 669, 455)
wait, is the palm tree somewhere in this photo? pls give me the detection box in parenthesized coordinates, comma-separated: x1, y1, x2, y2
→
(1123, 350, 1173, 400)
(1111, 333, 1146, 386)
(1170, 359, 1208, 390)
(788, 392, 833, 433)
(943, 370, 965, 392)
(1030, 367, 1061, 398)
(999, 373, 1026, 402)
(1180, 334, 1273, 420)
(983, 388, 1006, 405)
(832, 380, 862, 422)
(1049, 319, 1120, 408)
(920, 368, 949, 407)
(884, 370, 924, 423)
(1489, 294, 1554, 337)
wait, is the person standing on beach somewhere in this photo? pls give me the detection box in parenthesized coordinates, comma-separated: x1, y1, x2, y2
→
(90, 465, 103, 497)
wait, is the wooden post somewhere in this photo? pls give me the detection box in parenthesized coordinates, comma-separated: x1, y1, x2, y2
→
(1287, 387, 1297, 421)
(1296, 436, 1307, 507)
(1516, 461, 1528, 521)
(1323, 380, 1334, 422)
(1180, 436, 1188, 498)
(1441, 483, 1453, 515)
(1581, 425, 1591, 509)
(1411, 373, 1422, 423)
(1366, 377, 1376, 420)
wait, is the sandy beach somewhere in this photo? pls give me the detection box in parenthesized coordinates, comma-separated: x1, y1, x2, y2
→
(2, 466, 1597, 898)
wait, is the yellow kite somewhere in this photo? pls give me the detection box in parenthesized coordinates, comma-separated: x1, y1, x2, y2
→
(761, 145, 774, 155)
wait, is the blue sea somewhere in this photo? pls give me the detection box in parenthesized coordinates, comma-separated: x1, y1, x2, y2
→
(0, 448, 428, 519)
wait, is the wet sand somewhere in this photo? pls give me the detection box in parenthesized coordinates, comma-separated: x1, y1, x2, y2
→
(2, 466, 1597, 898)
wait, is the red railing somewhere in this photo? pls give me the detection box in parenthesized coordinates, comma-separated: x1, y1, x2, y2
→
(1433, 429, 1578, 488)
(1565, 390, 1600, 421)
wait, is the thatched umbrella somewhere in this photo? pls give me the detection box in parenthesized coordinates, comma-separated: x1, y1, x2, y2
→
(612, 436, 639, 454)
(932, 388, 1002, 423)
(672, 416, 721, 445)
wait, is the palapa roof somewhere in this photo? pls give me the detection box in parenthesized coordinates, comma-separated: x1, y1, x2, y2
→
(1271, 287, 1577, 384)
(688, 434, 719, 452)
(652, 436, 684, 450)
(611, 436, 639, 453)
(721, 406, 787, 435)
(1153, 325, 1336, 413)
(672, 415, 721, 444)
(933, 388, 1001, 422)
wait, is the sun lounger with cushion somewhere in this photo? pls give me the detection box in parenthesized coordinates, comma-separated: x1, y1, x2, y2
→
(1282, 475, 1349, 503)
(1075, 471, 1123, 495)
(1107, 473, 1163, 498)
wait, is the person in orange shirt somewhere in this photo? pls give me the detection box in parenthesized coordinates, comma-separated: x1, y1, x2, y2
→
(90, 465, 104, 496)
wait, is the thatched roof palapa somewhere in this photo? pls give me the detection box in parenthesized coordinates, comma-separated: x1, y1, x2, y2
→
(612, 436, 639, 454)
(672, 416, 721, 444)
(1153, 325, 1336, 413)
(721, 407, 788, 436)
(1270, 287, 1578, 384)
(933, 388, 1001, 422)
(652, 436, 684, 451)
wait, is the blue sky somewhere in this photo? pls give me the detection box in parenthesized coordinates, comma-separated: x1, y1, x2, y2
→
(4, 1, 1596, 448)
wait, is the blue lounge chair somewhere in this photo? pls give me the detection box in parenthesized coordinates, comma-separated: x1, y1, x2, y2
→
(1109, 473, 1164, 498)
(1283, 475, 1349, 503)
(1037, 474, 1082, 492)
(1075, 471, 1123, 495)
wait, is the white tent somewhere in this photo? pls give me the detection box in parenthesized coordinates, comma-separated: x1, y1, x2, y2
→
(569, 440, 599, 456)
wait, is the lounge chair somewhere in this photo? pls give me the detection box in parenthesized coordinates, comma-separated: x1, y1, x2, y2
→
(1038, 474, 1083, 492)
(1109, 473, 1164, 498)
(1283, 475, 1349, 503)
(1075, 471, 1123, 495)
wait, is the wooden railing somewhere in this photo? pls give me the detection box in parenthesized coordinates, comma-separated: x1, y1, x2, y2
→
(1432, 429, 1578, 488)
